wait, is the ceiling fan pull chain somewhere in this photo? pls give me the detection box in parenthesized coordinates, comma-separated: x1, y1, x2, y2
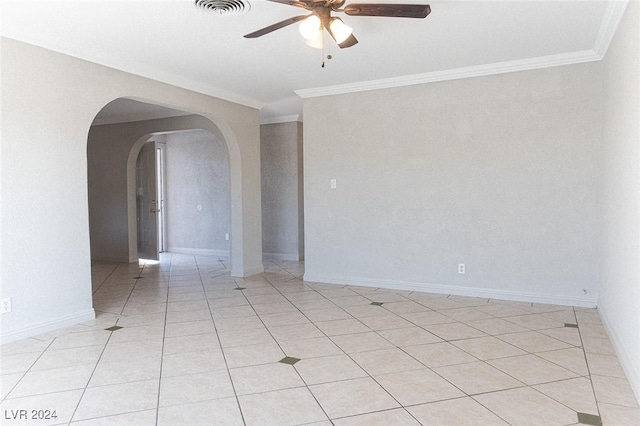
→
(322, 38, 333, 68)
(321, 32, 328, 67)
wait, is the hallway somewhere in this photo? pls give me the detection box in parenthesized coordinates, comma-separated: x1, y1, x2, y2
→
(1, 254, 639, 425)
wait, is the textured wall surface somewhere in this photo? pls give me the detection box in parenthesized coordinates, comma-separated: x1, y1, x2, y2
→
(166, 130, 230, 254)
(261, 122, 304, 259)
(303, 62, 602, 306)
(598, 1, 640, 403)
(88, 123, 141, 262)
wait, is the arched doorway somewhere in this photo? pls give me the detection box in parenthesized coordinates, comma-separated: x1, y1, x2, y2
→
(131, 130, 231, 261)
(87, 98, 255, 277)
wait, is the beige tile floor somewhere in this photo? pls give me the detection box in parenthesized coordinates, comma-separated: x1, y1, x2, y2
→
(1, 253, 639, 425)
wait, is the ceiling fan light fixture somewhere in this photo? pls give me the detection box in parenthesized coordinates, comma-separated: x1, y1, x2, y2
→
(305, 29, 324, 49)
(329, 17, 353, 44)
(299, 15, 322, 41)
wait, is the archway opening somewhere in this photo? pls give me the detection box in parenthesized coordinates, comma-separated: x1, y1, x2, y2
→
(87, 98, 239, 310)
(135, 130, 231, 261)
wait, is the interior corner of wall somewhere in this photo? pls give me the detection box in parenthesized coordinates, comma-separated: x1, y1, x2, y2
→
(598, 303, 640, 405)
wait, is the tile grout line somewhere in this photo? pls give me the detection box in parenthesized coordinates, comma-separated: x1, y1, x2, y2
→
(3, 263, 142, 423)
(0, 338, 57, 404)
(262, 271, 433, 422)
(67, 321, 120, 423)
(3, 262, 144, 421)
(166, 260, 600, 422)
(268, 273, 531, 422)
(575, 306, 605, 421)
(196, 254, 248, 426)
(258, 269, 344, 423)
(349, 298, 487, 408)
(90, 262, 120, 296)
(154, 253, 173, 426)
(3, 257, 625, 425)
(70, 260, 155, 424)
(465, 306, 598, 426)
(293, 286, 592, 423)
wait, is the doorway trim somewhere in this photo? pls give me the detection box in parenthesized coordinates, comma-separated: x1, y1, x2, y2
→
(156, 141, 167, 253)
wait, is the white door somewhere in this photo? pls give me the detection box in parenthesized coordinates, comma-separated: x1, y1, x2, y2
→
(136, 142, 159, 260)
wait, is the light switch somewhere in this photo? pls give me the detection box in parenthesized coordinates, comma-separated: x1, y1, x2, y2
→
(330, 179, 337, 189)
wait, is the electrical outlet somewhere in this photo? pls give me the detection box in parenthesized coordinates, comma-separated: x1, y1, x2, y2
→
(330, 179, 337, 189)
(458, 264, 466, 274)
(1, 298, 12, 314)
(225, 233, 229, 241)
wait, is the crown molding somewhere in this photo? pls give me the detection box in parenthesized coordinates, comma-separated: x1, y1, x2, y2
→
(260, 114, 302, 125)
(4, 37, 265, 110)
(593, 0, 629, 58)
(296, 1, 629, 100)
(296, 50, 601, 99)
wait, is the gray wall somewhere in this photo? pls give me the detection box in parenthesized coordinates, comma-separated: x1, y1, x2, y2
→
(261, 122, 304, 260)
(165, 130, 230, 255)
(303, 62, 602, 307)
(87, 121, 139, 263)
(598, 1, 640, 402)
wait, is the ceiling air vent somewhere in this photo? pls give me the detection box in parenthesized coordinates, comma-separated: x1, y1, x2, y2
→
(195, 0, 251, 16)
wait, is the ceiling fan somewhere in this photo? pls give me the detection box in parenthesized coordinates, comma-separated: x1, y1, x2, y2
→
(244, 0, 431, 49)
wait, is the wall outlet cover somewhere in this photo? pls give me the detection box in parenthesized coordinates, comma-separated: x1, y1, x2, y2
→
(1, 297, 12, 314)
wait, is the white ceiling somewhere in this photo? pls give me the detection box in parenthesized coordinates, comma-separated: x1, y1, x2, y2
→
(1, 0, 625, 123)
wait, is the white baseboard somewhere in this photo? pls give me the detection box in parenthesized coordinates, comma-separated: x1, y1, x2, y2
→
(302, 273, 597, 308)
(168, 247, 230, 257)
(598, 306, 640, 404)
(232, 265, 265, 278)
(263, 252, 303, 261)
(0, 309, 96, 345)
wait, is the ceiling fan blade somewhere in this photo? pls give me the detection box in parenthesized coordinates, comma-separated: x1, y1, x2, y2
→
(244, 14, 310, 38)
(344, 3, 431, 18)
(324, 22, 359, 49)
(338, 33, 359, 48)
